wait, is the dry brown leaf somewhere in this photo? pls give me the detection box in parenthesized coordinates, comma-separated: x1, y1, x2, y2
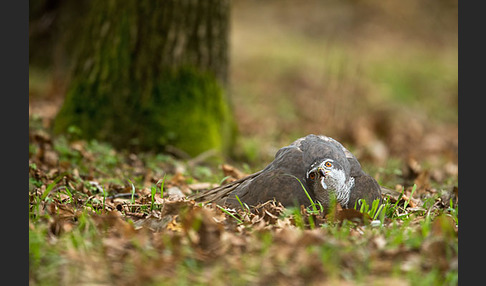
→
(164, 187, 184, 200)
(133, 215, 173, 232)
(48, 216, 75, 236)
(298, 229, 326, 246)
(431, 214, 458, 237)
(178, 207, 224, 255)
(406, 157, 422, 177)
(400, 195, 417, 208)
(334, 209, 370, 224)
(170, 172, 187, 185)
(188, 182, 218, 191)
(371, 235, 387, 250)
(43, 150, 59, 167)
(421, 237, 455, 272)
(161, 200, 194, 216)
(165, 216, 182, 232)
(222, 164, 246, 180)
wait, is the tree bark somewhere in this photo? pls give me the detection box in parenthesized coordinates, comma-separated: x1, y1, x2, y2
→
(54, 0, 235, 157)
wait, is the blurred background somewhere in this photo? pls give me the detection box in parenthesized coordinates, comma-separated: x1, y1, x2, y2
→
(29, 0, 458, 177)
(228, 0, 457, 167)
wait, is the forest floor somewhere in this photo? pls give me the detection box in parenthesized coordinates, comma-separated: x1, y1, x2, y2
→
(29, 113, 458, 285)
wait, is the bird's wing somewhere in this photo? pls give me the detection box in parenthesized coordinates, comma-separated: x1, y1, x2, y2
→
(348, 174, 382, 209)
(190, 145, 313, 208)
(224, 145, 313, 208)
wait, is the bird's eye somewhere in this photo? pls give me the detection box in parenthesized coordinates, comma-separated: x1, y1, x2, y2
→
(309, 172, 316, 180)
(324, 161, 333, 168)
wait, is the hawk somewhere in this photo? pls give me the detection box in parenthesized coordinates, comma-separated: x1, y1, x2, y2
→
(191, 134, 382, 210)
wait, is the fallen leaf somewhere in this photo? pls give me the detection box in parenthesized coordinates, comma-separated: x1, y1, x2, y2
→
(133, 215, 173, 232)
(170, 172, 187, 185)
(43, 150, 59, 167)
(431, 214, 457, 237)
(166, 186, 185, 200)
(222, 164, 246, 180)
(334, 209, 370, 224)
(188, 182, 218, 191)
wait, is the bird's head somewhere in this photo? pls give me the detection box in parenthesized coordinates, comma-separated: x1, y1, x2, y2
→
(306, 158, 354, 208)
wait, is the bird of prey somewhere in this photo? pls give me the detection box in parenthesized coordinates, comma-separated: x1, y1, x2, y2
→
(191, 134, 382, 211)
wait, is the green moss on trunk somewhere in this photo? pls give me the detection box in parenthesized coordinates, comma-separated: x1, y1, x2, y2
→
(141, 67, 236, 156)
(54, 67, 236, 157)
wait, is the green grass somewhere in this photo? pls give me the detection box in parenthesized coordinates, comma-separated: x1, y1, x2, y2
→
(29, 97, 459, 286)
(29, 115, 458, 285)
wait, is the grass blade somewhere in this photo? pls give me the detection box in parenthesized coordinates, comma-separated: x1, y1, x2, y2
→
(41, 173, 66, 201)
(219, 175, 232, 185)
(283, 174, 318, 213)
(373, 201, 386, 221)
(150, 185, 157, 211)
(235, 194, 250, 212)
(217, 205, 243, 224)
(403, 184, 417, 210)
(158, 175, 166, 199)
(102, 185, 107, 212)
(127, 179, 136, 204)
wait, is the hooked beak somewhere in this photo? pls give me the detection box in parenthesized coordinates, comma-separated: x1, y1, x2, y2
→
(317, 167, 329, 189)
(317, 167, 329, 177)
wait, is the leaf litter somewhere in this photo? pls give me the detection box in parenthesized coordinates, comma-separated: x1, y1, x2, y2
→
(29, 122, 458, 285)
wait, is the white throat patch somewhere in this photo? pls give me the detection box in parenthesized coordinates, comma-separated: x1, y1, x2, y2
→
(322, 168, 354, 207)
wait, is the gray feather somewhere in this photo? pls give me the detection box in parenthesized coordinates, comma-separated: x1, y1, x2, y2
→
(190, 134, 381, 210)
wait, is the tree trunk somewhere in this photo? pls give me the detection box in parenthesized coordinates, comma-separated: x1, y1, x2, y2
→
(54, 0, 235, 157)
